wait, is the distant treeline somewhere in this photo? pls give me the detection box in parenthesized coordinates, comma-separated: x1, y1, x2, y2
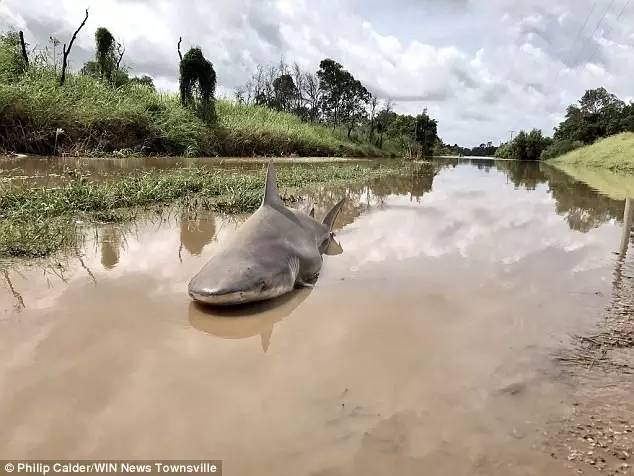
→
(435, 141, 498, 157)
(235, 58, 441, 156)
(496, 87, 634, 161)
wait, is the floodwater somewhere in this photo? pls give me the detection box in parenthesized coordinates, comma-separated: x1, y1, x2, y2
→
(1, 157, 632, 475)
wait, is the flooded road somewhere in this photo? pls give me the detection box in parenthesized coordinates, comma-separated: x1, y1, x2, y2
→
(0, 159, 631, 475)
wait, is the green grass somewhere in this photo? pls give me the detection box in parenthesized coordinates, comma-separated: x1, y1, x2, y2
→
(0, 67, 392, 158)
(549, 133, 634, 173)
(0, 163, 401, 258)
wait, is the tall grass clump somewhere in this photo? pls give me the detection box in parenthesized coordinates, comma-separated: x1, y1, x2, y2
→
(216, 101, 384, 157)
(0, 67, 213, 156)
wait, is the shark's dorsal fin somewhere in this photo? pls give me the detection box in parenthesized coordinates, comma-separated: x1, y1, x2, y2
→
(322, 198, 345, 232)
(263, 162, 284, 207)
(309, 207, 315, 218)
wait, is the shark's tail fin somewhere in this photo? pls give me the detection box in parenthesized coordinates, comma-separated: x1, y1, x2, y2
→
(262, 162, 284, 207)
(322, 198, 345, 232)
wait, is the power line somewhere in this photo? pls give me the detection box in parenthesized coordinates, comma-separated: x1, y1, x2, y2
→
(574, 0, 618, 64)
(567, 0, 598, 64)
(586, 0, 632, 65)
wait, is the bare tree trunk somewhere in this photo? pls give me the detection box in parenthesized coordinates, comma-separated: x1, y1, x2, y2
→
(18, 31, 29, 69)
(60, 8, 89, 86)
(177, 36, 183, 61)
(116, 42, 125, 69)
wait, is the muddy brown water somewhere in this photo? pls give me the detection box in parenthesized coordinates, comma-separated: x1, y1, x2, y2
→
(0, 157, 631, 475)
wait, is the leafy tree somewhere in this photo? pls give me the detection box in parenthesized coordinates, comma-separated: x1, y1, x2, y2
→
(317, 59, 348, 127)
(374, 100, 397, 149)
(496, 129, 551, 161)
(272, 73, 297, 112)
(415, 111, 438, 157)
(95, 27, 116, 81)
(179, 47, 216, 122)
(130, 75, 155, 90)
(316, 58, 370, 134)
(0, 31, 28, 81)
(555, 88, 628, 144)
(340, 78, 370, 137)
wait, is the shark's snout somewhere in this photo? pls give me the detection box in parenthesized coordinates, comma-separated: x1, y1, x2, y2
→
(188, 272, 293, 305)
(188, 283, 265, 306)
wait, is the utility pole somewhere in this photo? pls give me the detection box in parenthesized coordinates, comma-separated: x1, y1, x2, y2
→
(509, 130, 516, 142)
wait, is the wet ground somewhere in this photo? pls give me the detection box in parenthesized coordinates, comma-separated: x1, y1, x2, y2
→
(1, 157, 632, 475)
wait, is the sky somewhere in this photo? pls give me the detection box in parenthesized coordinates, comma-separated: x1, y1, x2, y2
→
(2, 0, 634, 147)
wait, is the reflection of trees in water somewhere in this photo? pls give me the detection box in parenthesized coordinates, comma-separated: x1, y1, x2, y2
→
(495, 160, 548, 190)
(439, 158, 623, 233)
(179, 211, 216, 256)
(542, 165, 623, 233)
(369, 163, 438, 202)
(100, 225, 125, 269)
(303, 164, 439, 228)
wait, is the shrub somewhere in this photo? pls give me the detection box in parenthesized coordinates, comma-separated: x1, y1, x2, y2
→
(540, 139, 584, 160)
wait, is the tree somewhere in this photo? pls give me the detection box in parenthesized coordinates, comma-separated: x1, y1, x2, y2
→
(317, 58, 370, 134)
(555, 87, 627, 144)
(95, 27, 116, 80)
(317, 59, 348, 128)
(340, 78, 370, 137)
(179, 47, 216, 122)
(0, 31, 28, 81)
(130, 75, 155, 90)
(368, 96, 379, 141)
(272, 74, 297, 112)
(18, 31, 28, 69)
(60, 8, 89, 86)
(415, 111, 438, 157)
(496, 129, 551, 161)
(302, 72, 322, 121)
(375, 99, 394, 148)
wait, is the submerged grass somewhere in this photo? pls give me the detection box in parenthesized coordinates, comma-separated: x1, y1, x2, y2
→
(0, 163, 401, 258)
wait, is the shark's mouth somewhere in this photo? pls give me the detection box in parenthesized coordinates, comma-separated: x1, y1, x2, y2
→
(189, 284, 291, 306)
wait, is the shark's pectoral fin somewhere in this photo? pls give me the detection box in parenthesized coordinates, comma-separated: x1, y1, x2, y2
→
(295, 271, 319, 288)
(295, 279, 315, 289)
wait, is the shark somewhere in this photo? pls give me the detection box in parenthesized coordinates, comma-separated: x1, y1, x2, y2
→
(188, 163, 344, 305)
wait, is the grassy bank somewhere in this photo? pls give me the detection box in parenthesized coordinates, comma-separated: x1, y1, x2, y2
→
(549, 133, 634, 173)
(0, 68, 393, 158)
(0, 163, 401, 258)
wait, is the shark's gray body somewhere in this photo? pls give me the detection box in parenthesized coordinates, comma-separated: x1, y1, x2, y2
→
(188, 163, 344, 305)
